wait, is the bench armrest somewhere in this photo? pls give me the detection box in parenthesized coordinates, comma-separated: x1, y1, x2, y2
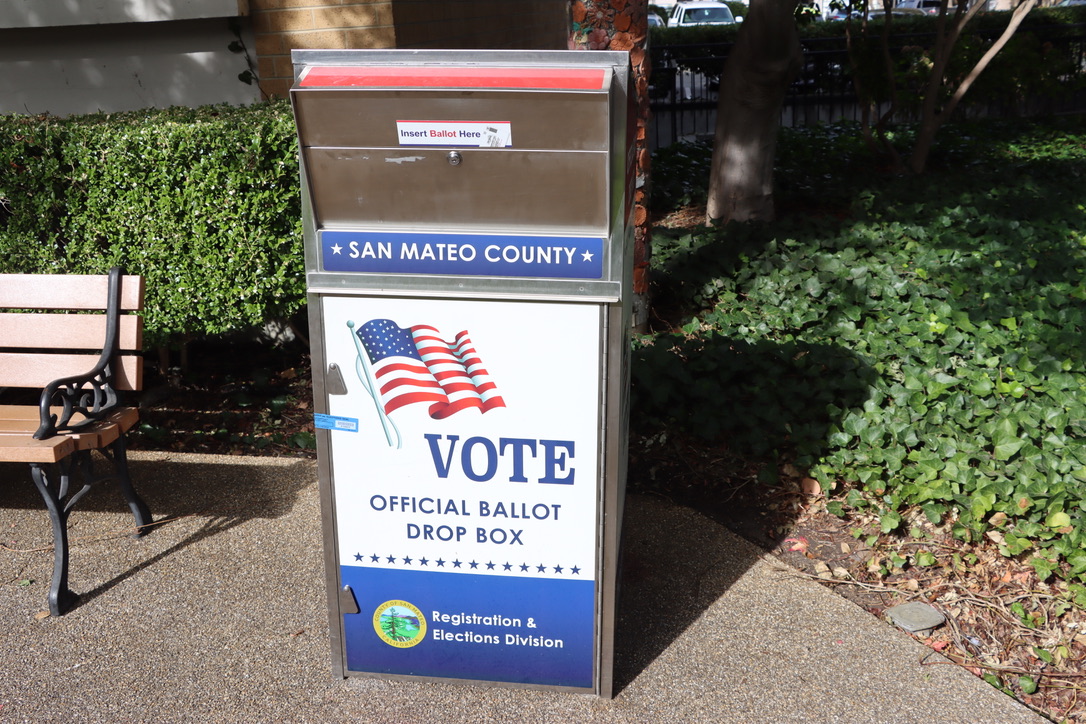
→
(34, 267, 126, 440)
(35, 372, 121, 439)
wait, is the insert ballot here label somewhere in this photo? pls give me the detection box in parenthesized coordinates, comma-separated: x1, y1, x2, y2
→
(396, 121, 512, 147)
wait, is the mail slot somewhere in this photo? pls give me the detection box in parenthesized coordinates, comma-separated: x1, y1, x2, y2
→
(291, 49, 632, 698)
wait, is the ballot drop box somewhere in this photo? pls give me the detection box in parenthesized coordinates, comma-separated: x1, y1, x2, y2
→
(290, 50, 633, 697)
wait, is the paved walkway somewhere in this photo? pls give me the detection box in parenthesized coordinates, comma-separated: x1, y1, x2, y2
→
(0, 452, 1045, 723)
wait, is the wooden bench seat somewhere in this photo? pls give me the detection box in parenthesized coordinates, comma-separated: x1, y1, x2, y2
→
(0, 406, 140, 462)
(0, 268, 152, 615)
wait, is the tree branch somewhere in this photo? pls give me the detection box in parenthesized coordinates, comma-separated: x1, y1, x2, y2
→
(941, 0, 1038, 120)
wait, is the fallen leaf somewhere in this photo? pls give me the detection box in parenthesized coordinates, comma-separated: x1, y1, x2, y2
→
(783, 536, 809, 553)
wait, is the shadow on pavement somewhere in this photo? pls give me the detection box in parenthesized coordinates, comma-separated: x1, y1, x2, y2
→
(0, 454, 314, 613)
(613, 493, 764, 694)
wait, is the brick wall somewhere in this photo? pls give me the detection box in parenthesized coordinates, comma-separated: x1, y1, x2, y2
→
(251, 0, 567, 99)
(251, 1, 395, 99)
(390, 1, 567, 50)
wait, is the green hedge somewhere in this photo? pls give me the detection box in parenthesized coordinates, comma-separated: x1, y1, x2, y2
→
(0, 101, 303, 347)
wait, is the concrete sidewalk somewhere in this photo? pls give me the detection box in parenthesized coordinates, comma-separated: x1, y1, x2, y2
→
(0, 452, 1045, 723)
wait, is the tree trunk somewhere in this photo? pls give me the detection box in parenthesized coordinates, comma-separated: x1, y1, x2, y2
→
(908, 0, 1036, 174)
(705, 0, 802, 224)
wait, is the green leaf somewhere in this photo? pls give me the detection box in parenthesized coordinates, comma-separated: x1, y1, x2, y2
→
(880, 511, 902, 534)
(1046, 511, 1072, 529)
(914, 550, 937, 567)
(1018, 676, 1038, 695)
(921, 503, 946, 524)
(992, 418, 1026, 461)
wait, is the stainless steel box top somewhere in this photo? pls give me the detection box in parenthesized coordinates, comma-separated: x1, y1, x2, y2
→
(292, 62, 618, 236)
(292, 50, 632, 301)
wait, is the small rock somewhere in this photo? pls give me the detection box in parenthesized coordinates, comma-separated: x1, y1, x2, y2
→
(885, 601, 946, 634)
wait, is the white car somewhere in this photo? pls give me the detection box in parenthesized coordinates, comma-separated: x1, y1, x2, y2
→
(895, 0, 945, 14)
(668, 1, 742, 26)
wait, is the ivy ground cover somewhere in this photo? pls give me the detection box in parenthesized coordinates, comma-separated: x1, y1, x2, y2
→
(638, 118, 1086, 585)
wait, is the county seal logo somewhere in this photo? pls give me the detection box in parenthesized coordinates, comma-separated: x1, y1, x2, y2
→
(373, 600, 427, 648)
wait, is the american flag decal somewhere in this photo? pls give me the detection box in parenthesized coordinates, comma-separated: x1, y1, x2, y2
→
(356, 319, 506, 419)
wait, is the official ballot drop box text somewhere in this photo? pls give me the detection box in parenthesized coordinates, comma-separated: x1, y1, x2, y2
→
(290, 50, 633, 697)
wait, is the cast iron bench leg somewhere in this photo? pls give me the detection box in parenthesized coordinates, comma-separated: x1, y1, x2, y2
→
(29, 460, 80, 616)
(106, 436, 153, 536)
(28, 443, 152, 616)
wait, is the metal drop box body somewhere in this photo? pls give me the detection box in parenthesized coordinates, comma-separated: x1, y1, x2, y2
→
(291, 49, 632, 697)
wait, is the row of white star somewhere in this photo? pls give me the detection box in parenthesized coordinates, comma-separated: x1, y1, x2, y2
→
(355, 552, 582, 575)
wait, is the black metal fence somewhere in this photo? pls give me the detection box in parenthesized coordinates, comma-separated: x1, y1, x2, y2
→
(648, 26, 1086, 149)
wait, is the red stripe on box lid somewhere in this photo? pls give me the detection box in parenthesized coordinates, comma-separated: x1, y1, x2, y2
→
(299, 66, 608, 90)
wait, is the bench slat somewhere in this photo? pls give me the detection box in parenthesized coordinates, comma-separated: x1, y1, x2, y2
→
(0, 405, 83, 423)
(0, 408, 139, 461)
(0, 434, 75, 463)
(0, 353, 143, 391)
(0, 313, 142, 350)
(0, 407, 137, 431)
(0, 273, 143, 311)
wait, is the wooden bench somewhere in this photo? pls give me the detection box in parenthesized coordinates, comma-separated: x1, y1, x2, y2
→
(0, 267, 152, 615)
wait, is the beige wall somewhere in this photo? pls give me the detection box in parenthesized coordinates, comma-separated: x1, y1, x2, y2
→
(251, 0, 569, 99)
(0, 18, 261, 115)
(0, 0, 245, 27)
